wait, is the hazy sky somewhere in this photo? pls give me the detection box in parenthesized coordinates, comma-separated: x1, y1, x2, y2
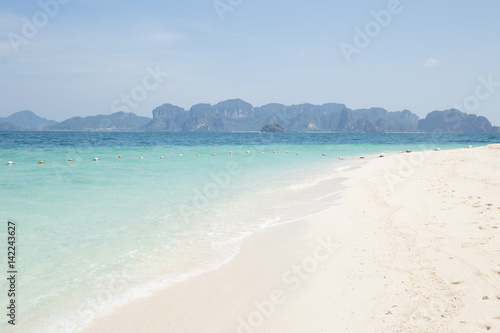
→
(1, 0, 499, 124)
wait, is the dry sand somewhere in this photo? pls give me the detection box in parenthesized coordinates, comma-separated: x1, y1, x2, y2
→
(83, 144, 500, 333)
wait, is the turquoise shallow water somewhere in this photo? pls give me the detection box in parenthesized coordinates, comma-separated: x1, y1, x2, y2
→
(0, 132, 498, 332)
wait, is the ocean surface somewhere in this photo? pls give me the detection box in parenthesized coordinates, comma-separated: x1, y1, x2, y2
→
(1, 131, 499, 332)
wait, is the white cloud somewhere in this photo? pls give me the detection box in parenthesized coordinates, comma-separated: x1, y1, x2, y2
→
(422, 58, 439, 68)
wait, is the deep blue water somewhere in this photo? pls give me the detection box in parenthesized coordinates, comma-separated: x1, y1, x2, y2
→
(1, 131, 499, 149)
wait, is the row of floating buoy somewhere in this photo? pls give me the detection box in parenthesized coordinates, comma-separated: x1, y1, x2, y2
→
(3, 154, 371, 165)
(4, 153, 353, 164)
(2, 147, 472, 165)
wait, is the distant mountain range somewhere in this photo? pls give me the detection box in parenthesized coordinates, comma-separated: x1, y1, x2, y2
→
(49, 112, 151, 131)
(1, 100, 499, 133)
(417, 109, 498, 133)
(143, 100, 422, 132)
(0, 110, 57, 130)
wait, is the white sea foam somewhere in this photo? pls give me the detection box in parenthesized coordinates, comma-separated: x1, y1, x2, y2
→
(314, 191, 340, 201)
(286, 174, 337, 191)
(259, 216, 282, 229)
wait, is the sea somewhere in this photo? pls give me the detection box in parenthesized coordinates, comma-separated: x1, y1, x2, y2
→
(0, 131, 498, 332)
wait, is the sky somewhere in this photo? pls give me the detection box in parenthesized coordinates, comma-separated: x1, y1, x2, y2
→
(1, 0, 499, 124)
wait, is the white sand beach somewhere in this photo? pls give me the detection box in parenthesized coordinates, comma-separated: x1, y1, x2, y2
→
(84, 144, 500, 333)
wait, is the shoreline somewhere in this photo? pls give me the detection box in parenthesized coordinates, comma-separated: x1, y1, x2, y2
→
(83, 144, 500, 332)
